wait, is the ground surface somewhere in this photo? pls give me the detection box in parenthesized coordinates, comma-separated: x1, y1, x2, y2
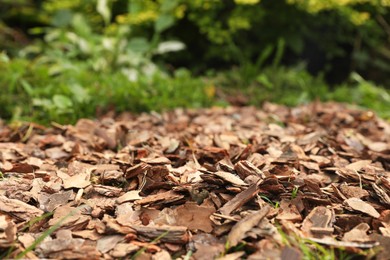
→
(0, 102, 389, 259)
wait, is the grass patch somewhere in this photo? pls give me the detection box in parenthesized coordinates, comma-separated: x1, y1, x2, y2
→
(291, 186, 299, 199)
(211, 65, 390, 119)
(0, 56, 214, 124)
(1, 54, 389, 125)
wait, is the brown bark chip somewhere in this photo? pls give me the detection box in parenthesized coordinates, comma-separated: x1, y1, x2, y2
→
(227, 205, 271, 247)
(0, 102, 389, 258)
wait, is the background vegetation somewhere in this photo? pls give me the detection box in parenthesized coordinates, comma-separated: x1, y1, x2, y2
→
(1, 0, 389, 124)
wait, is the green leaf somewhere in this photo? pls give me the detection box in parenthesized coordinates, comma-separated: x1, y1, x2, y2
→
(20, 80, 34, 96)
(156, 41, 185, 54)
(33, 98, 52, 109)
(128, 37, 150, 54)
(0, 52, 10, 63)
(128, 1, 143, 13)
(161, 0, 179, 12)
(155, 14, 174, 33)
(69, 84, 90, 103)
(288, 34, 304, 54)
(272, 38, 285, 67)
(71, 14, 91, 37)
(256, 74, 273, 89)
(52, 95, 72, 109)
(51, 9, 73, 28)
(97, 0, 111, 25)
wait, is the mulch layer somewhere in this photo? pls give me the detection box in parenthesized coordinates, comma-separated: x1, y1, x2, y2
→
(0, 102, 389, 259)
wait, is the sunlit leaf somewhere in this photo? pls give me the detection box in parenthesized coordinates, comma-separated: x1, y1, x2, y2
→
(71, 14, 91, 37)
(161, 0, 179, 12)
(155, 14, 174, 33)
(128, 37, 150, 54)
(53, 95, 72, 109)
(32, 98, 52, 109)
(97, 0, 111, 25)
(156, 41, 185, 54)
(69, 84, 90, 103)
(51, 9, 73, 28)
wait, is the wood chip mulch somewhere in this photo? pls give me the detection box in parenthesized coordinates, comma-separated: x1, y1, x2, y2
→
(0, 102, 389, 259)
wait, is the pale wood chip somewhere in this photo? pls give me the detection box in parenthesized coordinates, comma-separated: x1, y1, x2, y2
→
(372, 183, 390, 206)
(135, 190, 184, 206)
(344, 198, 380, 218)
(141, 156, 171, 165)
(116, 190, 143, 204)
(276, 200, 302, 222)
(213, 171, 248, 186)
(58, 169, 91, 189)
(339, 183, 369, 199)
(234, 160, 265, 179)
(96, 235, 124, 253)
(345, 160, 372, 171)
(0, 195, 44, 222)
(343, 223, 371, 242)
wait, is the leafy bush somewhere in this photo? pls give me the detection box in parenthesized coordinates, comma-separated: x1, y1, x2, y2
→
(0, 0, 204, 124)
(330, 73, 390, 118)
(162, 0, 389, 84)
(21, 0, 188, 81)
(2, 0, 389, 84)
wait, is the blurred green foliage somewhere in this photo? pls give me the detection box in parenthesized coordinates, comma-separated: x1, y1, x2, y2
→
(0, 0, 389, 124)
(0, 52, 214, 124)
(2, 0, 390, 77)
(212, 64, 390, 118)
